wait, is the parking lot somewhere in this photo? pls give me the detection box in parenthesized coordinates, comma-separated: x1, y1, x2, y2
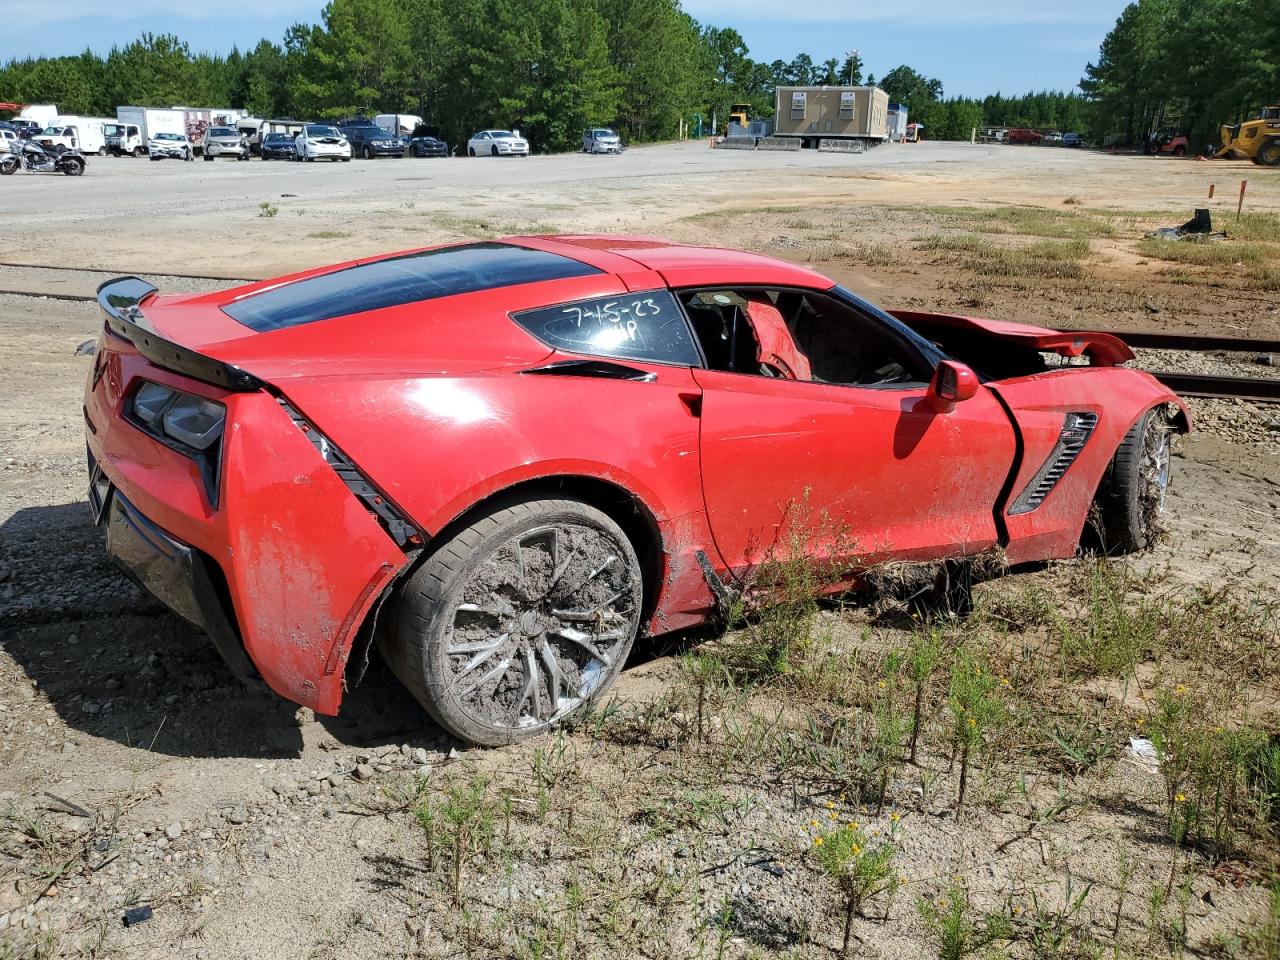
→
(2, 141, 1279, 958)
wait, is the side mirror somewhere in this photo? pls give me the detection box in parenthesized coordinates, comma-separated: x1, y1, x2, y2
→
(927, 360, 979, 410)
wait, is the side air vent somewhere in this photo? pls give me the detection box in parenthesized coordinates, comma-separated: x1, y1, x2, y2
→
(278, 399, 422, 549)
(1009, 412, 1099, 515)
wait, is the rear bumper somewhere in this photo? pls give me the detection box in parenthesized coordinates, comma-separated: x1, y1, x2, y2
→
(93, 466, 255, 680)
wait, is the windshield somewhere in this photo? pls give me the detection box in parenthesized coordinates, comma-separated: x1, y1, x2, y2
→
(153, 133, 183, 141)
(264, 134, 290, 143)
(592, 129, 616, 137)
(209, 127, 236, 137)
(490, 130, 514, 138)
(42, 127, 67, 135)
(305, 125, 339, 137)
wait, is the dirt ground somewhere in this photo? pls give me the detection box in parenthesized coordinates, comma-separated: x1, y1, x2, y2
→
(1, 142, 1279, 959)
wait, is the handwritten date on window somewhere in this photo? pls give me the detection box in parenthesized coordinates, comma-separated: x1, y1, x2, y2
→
(514, 290, 699, 365)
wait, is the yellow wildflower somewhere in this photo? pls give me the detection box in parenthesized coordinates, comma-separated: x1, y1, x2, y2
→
(824, 800, 835, 809)
(1176, 793, 1186, 803)
(890, 812, 901, 822)
(809, 819, 819, 828)
(813, 836, 824, 847)
(877, 680, 887, 690)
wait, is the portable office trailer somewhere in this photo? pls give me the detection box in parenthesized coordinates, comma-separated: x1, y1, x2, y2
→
(771, 85, 890, 147)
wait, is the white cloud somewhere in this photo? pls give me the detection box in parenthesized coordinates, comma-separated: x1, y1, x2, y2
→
(684, 0, 1123, 28)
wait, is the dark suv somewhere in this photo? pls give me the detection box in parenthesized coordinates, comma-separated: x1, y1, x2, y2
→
(336, 118, 404, 159)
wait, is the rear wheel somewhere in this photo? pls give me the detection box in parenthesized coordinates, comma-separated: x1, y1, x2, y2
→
(62, 158, 85, 176)
(380, 498, 643, 746)
(1095, 408, 1174, 552)
(468, 147, 475, 157)
(1256, 139, 1280, 166)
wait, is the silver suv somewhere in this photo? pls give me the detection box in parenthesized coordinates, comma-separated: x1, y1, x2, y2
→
(203, 126, 249, 161)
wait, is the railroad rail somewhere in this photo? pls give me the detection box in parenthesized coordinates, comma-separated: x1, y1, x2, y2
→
(2, 272, 1277, 403)
(1060, 327, 1280, 405)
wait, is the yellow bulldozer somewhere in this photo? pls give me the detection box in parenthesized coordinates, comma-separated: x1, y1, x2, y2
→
(1213, 104, 1280, 164)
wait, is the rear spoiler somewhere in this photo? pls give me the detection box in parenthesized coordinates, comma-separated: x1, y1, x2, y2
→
(98, 277, 265, 392)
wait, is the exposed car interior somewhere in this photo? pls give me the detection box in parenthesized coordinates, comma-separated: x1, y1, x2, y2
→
(677, 287, 930, 387)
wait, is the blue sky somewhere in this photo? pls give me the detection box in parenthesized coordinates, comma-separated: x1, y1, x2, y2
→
(1, 0, 1124, 98)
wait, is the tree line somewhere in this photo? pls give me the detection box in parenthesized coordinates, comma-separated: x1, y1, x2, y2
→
(2, 0, 1090, 150)
(1082, 0, 1279, 146)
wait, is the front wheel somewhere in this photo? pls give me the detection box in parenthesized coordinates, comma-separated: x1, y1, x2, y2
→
(380, 498, 643, 746)
(0, 157, 17, 176)
(1256, 139, 1280, 166)
(62, 158, 85, 176)
(1095, 408, 1174, 552)
(468, 147, 476, 157)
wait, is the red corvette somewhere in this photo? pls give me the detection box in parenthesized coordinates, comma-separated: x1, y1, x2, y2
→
(84, 236, 1187, 744)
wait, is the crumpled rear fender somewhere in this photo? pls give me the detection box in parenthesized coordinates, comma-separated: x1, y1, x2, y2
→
(219, 393, 407, 714)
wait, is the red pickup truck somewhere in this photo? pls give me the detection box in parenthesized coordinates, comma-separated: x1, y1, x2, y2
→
(1005, 128, 1044, 144)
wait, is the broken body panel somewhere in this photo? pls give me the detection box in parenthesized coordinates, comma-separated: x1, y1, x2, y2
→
(84, 237, 1187, 717)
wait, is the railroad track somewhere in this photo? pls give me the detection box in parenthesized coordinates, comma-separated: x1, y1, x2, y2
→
(1060, 327, 1280, 404)
(2, 269, 1277, 403)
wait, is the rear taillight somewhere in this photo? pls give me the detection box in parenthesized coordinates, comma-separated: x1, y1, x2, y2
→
(126, 380, 226, 506)
(130, 381, 225, 449)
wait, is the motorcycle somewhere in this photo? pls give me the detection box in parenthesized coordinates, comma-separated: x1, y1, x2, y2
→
(1, 140, 86, 176)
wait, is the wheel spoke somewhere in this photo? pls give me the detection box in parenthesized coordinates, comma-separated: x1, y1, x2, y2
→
(451, 635, 508, 678)
(517, 643, 544, 724)
(553, 626, 612, 668)
(557, 555, 617, 601)
(539, 636, 581, 706)
(457, 653, 513, 697)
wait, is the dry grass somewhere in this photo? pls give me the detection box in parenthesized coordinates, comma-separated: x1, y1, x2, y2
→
(904, 204, 1116, 240)
(919, 233, 1090, 279)
(1136, 237, 1278, 267)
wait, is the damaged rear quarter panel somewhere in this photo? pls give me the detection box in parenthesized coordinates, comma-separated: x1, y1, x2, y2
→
(219, 393, 406, 713)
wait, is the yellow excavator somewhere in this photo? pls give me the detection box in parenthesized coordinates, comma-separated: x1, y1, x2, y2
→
(1214, 104, 1280, 164)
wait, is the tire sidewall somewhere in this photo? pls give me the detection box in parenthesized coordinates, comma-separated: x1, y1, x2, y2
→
(385, 500, 642, 747)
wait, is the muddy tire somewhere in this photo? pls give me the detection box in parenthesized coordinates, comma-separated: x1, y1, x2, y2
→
(1256, 139, 1280, 166)
(1095, 408, 1173, 552)
(381, 498, 643, 746)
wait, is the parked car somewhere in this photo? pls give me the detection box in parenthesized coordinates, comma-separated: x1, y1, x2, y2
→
(85, 236, 1187, 745)
(467, 129, 528, 157)
(1061, 132, 1083, 148)
(337, 118, 404, 159)
(407, 124, 449, 158)
(583, 127, 623, 154)
(1004, 128, 1044, 144)
(202, 126, 249, 161)
(1043, 131, 1063, 143)
(294, 125, 351, 162)
(0, 125, 16, 154)
(259, 132, 297, 161)
(10, 118, 42, 139)
(147, 132, 193, 161)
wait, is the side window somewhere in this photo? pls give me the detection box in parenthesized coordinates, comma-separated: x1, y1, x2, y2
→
(679, 288, 930, 387)
(512, 290, 701, 366)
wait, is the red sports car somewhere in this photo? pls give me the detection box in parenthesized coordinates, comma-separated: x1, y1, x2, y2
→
(84, 236, 1187, 745)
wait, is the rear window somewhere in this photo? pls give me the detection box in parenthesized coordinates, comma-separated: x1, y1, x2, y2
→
(222, 243, 602, 332)
(513, 290, 699, 366)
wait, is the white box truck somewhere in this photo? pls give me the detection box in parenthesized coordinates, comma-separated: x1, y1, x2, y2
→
(104, 120, 145, 156)
(38, 116, 110, 155)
